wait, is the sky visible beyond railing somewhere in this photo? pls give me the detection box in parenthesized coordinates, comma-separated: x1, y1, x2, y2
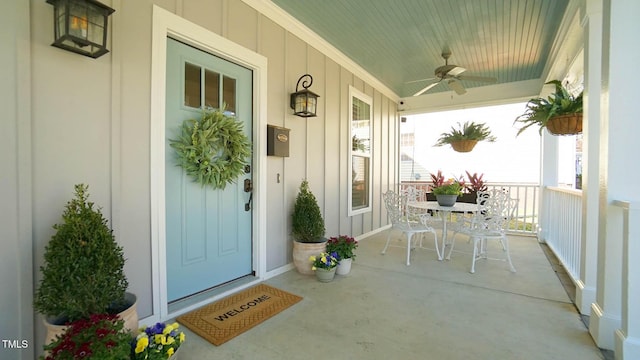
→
(401, 102, 581, 187)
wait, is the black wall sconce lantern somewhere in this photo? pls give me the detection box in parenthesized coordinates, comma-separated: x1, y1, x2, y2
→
(290, 74, 320, 117)
(47, 0, 115, 59)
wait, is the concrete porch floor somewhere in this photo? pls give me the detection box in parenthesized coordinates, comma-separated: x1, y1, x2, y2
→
(174, 230, 604, 359)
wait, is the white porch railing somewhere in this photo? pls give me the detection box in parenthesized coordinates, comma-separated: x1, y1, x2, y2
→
(539, 186, 582, 281)
(399, 182, 539, 235)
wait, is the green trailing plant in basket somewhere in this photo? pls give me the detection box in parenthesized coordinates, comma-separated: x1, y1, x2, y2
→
(34, 184, 128, 323)
(514, 80, 583, 136)
(434, 121, 497, 146)
(291, 179, 326, 243)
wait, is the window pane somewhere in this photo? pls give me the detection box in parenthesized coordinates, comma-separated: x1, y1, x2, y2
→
(352, 97, 370, 120)
(349, 87, 373, 216)
(184, 62, 201, 108)
(204, 70, 220, 109)
(352, 97, 371, 153)
(223, 76, 236, 115)
(352, 155, 370, 210)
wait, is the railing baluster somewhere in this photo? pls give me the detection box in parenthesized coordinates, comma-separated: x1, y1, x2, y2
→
(541, 186, 582, 281)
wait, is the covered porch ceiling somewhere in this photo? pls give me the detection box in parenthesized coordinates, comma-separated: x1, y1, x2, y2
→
(269, 0, 584, 113)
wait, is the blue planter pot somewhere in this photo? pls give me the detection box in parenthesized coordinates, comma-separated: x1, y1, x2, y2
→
(435, 194, 457, 207)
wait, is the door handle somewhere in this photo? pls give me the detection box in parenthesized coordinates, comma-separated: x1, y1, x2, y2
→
(244, 179, 253, 193)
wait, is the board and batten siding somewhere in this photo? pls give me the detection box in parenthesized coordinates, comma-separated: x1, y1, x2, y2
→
(24, 0, 399, 353)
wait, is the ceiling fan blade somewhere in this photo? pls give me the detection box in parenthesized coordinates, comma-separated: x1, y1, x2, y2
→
(457, 74, 497, 83)
(405, 77, 436, 84)
(413, 81, 440, 96)
(447, 79, 466, 95)
(447, 66, 466, 77)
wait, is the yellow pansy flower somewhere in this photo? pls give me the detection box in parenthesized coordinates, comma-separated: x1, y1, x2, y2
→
(163, 324, 173, 335)
(155, 334, 166, 345)
(135, 336, 149, 353)
(167, 347, 175, 357)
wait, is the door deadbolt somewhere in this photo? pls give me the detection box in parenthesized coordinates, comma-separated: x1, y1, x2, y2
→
(244, 179, 253, 192)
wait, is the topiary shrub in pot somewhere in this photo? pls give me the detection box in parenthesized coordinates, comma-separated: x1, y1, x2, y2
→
(291, 179, 327, 275)
(34, 184, 136, 347)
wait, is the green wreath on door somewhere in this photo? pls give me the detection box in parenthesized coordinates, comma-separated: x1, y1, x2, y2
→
(169, 108, 251, 190)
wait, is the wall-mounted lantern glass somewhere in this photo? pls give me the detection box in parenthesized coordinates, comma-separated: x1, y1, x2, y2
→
(290, 74, 320, 117)
(47, 0, 115, 59)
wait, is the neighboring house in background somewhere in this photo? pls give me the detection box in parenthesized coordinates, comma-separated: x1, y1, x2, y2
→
(400, 152, 431, 182)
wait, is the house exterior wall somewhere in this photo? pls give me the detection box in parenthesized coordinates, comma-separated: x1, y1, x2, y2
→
(0, 1, 34, 359)
(6, 0, 398, 356)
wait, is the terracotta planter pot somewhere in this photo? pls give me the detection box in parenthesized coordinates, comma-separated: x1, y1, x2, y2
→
(546, 113, 582, 135)
(292, 240, 327, 275)
(43, 292, 138, 346)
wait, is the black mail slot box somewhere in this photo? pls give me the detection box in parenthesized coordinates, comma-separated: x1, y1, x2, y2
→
(267, 124, 290, 157)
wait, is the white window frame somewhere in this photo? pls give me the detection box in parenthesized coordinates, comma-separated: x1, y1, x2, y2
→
(348, 86, 373, 216)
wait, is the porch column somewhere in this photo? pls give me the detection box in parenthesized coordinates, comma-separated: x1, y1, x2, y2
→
(590, 0, 640, 353)
(614, 201, 640, 359)
(538, 84, 559, 242)
(576, 0, 601, 317)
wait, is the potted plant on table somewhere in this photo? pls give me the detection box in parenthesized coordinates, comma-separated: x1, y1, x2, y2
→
(309, 252, 340, 282)
(291, 179, 327, 275)
(41, 314, 131, 360)
(430, 176, 464, 207)
(326, 235, 359, 275)
(514, 80, 583, 136)
(34, 184, 137, 348)
(434, 121, 497, 152)
(133, 322, 186, 360)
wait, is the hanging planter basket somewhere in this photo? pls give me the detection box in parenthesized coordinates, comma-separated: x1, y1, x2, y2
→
(546, 113, 583, 135)
(450, 140, 478, 153)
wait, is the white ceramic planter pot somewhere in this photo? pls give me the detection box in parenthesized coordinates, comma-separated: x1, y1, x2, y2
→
(336, 258, 353, 275)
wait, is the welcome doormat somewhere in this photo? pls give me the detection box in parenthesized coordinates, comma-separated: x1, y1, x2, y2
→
(177, 284, 302, 346)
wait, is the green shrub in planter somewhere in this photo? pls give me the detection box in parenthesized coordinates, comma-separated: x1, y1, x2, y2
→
(291, 179, 325, 243)
(34, 184, 128, 322)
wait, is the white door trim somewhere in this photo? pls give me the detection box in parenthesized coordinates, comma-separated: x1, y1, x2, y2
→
(150, 5, 268, 321)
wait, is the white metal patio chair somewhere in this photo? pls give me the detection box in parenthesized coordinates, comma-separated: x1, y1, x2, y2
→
(381, 190, 440, 265)
(402, 185, 424, 202)
(446, 189, 517, 273)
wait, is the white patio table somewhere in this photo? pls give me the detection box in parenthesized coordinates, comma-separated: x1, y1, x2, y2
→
(407, 201, 479, 260)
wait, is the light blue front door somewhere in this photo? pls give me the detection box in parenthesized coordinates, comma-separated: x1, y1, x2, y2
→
(165, 38, 253, 302)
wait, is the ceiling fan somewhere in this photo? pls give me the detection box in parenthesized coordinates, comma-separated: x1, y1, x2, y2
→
(412, 51, 497, 96)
